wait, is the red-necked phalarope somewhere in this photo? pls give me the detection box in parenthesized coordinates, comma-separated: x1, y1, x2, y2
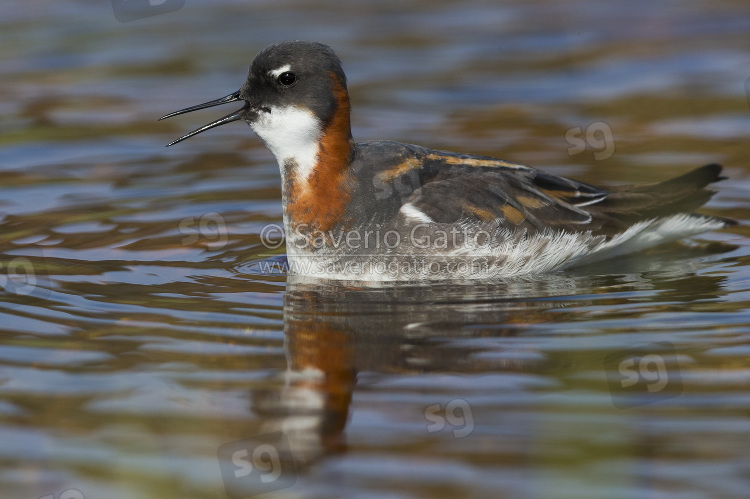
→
(160, 41, 734, 281)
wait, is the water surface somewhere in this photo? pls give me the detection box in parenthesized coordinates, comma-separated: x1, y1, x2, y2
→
(2, 1, 750, 498)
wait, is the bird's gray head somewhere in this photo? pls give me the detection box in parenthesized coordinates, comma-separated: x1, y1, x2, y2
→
(160, 41, 351, 166)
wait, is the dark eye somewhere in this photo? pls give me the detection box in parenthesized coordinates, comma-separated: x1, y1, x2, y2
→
(277, 72, 297, 86)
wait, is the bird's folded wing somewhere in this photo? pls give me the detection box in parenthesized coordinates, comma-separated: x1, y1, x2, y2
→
(398, 168, 609, 233)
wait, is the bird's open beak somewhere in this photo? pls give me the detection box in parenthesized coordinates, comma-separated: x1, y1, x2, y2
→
(159, 91, 249, 147)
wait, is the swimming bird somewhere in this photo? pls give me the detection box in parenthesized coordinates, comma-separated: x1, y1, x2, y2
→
(160, 41, 733, 280)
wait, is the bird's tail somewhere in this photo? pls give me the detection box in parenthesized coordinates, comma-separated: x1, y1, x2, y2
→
(592, 163, 736, 227)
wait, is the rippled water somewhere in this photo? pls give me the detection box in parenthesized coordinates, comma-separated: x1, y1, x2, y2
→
(3, 1, 750, 498)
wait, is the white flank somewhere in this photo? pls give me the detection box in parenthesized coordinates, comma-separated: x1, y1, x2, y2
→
(399, 203, 434, 223)
(281, 214, 726, 281)
(249, 105, 321, 182)
(568, 213, 727, 267)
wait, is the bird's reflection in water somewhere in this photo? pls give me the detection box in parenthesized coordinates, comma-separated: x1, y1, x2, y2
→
(251, 273, 595, 469)
(249, 241, 735, 473)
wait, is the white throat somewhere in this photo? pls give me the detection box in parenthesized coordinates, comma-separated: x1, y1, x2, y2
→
(249, 105, 321, 182)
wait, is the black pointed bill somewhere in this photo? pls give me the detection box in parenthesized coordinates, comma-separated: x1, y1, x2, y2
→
(159, 91, 249, 147)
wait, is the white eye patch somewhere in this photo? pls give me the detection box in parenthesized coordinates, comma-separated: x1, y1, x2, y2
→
(269, 64, 292, 78)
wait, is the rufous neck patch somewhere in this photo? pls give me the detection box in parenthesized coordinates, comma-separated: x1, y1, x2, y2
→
(285, 73, 354, 233)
